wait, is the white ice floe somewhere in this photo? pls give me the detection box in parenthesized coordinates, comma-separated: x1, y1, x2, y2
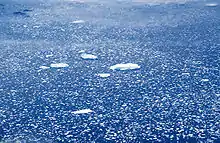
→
(50, 63, 69, 68)
(97, 73, 111, 78)
(39, 66, 50, 69)
(72, 109, 93, 114)
(81, 53, 98, 60)
(205, 3, 218, 7)
(71, 20, 85, 24)
(110, 63, 140, 71)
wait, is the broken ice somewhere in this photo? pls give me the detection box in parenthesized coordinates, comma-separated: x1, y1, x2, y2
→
(110, 63, 140, 71)
(81, 53, 98, 60)
(50, 63, 69, 68)
(72, 109, 93, 114)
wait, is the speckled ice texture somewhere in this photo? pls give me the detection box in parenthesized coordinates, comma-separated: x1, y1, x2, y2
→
(0, 0, 219, 143)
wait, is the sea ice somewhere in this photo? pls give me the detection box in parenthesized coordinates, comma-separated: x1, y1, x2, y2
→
(72, 109, 93, 114)
(81, 53, 98, 60)
(110, 63, 140, 71)
(50, 63, 69, 68)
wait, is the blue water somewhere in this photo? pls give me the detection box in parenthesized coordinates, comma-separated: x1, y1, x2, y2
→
(0, 0, 219, 142)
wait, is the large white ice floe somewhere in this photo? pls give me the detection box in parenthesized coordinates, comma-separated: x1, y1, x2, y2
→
(50, 63, 69, 68)
(97, 73, 111, 78)
(81, 53, 98, 60)
(110, 63, 140, 71)
(72, 109, 93, 114)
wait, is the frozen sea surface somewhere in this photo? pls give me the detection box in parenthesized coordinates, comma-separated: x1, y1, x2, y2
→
(0, 0, 220, 143)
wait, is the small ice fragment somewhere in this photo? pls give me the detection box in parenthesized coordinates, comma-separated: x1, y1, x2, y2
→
(182, 72, 190, 76)
(81, 53, 97, 60)
(71, 20, 85, 24)
(72, 109, 93, 114)
(46, 54, 53, 58)
(39, 66, 50, 69)
(205, 3, 218, 7)
(64, 131, 71, 135)
(97, 73, 110, 78)
(66, 135, 73, 138)
(33, 25, 40, 28)
(201, 79, 209, 82)
(50, 63, 69, 68)
(110, 63, 140, 71)
(78, 50, 86, 53)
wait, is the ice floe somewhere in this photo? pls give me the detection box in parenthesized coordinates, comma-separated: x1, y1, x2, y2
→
(72, 109, 93, 114)
(205, 3, 218, 7)
(110, 63, 140, 71)
(39, 66, 50, 69)
(50, 63, 69, 68)
(71, 20, 85, 24)
(97, 73, 111, 78)
(81, 53, 98, 60)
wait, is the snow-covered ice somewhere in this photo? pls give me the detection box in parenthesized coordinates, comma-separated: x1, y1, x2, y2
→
(72, 109, 93, 114)
(50, 63, 69, 68)
(81, 53, 98, 60)
(97, 73, 111, 78)
(110, 63, 140, 71)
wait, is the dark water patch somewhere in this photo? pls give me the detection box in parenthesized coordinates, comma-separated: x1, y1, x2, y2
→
(0, 125, 4, 141)
(13, 11, 30, 17)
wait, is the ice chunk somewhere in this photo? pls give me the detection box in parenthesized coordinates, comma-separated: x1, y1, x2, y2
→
(81, 53, 98, 60)
(97, 73, 110, 78)
(39, 66, 50, 69)
(110, 63, 140, 71)
(46, 54, 53, 58)
(50, 63, 69, 68)
(78, 50, 86, 53)
(71, 20, 85, 24)
(33, 25, 40, 28)
(72, 109, 93, 114)
(205, 3, 218, 7)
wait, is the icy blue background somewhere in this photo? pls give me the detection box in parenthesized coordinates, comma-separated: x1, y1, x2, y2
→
(0, 0, 219, 142)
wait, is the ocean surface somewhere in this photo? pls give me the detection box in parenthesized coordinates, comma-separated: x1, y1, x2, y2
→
(0, 0, 219, 142)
